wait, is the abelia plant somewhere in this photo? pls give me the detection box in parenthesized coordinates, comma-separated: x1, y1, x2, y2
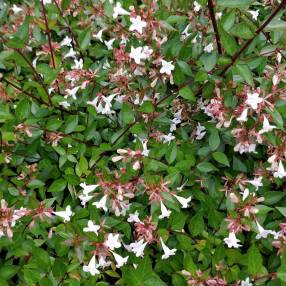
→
(2, 0, 286, 285)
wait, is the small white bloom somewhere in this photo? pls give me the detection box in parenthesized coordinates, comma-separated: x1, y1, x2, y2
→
(246, 92, 263, 110)
(104, 38, 115, 50)
(173, 195, 192, 208)
(87, 94, 116, 115)
(132, 160, 141, 170)
(126, 239, 148, 257)
(204, 43, 214, 53)
(129, 16, 147, 34)
(83, 255, 100, 276)
(95, 29, 105, 42)
(248, 10, 259, 21)
(111, 251, 129, 268)
(195, 123, 206, 140)
(71, 58, 83, 69)
(83, 220, 100, 235)
(160, 133, 175, 145)
(255, 221, 275, 239)
(274, 161, 286, 179)
(237, 108, 248, 122)
(240, 278, 253, 286)
(246, 176, 263, 190)
(224, 232, 242, 248)
(129, 46, 148, 65)
(32, 57, 38, 68)
(160, 60, 175, 76)
(80, 183, 98, 196)
(93, 195, 108, 212)
(181, 24, 191, 41)
(112, 2, 130, 19)
(277, 52, 282, 63)
(241, 188, 250, 201)
(194, 1, 201, 12)
(66, 86, 80, 100)
(53, 205, 73, 223)
(159, 201, 172, 219)
(61, 36, 73, 47)
(11, 4, 23, 14)
(216, 12, 223, 19)
(127, 211, 141, 223)
(104, 233, 121, 250)
(98, 256, 111, 269)
(141, 139, 150, 157)
(64, 48, 77, 59)
(59, 101, 70, 109)
(79, 194, 93, 207)
(259, 116, 276, 134)
(160, 237, 177, 259)
(273, 74, 279, 86)
(43, 0, 52, 4)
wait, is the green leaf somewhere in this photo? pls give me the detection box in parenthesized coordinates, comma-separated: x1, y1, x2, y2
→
(209, 130, 220, 151)
(217, 0, 254, 9)
(16, 98, 30, 121)
(77, 156, 89, 174)
(276, 207, 286, 218)
(179, 86, 196, 102)
(197, 161, 218, 173)
(278, 265, 286, 282)
(78, 28, 91, 50)
(247, 245, 263, 275)
(120, 103, 135, 124)
(235, 64, 254, 86)
(189, 213, 204, 236)
(212, 152, 230, 166)
(219, 25, 239, 56)
(14, 17, 30, 41)
(138, 101, 155, 113)
(64, 115, 78, 134)
(230, 22, 254, 39)
(48, 178, 67, 193)
(0, 265, 19, 279)
(265, 20, 286, 32)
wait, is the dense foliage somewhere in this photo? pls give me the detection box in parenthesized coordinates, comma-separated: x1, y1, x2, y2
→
(2, 0, 286, 285)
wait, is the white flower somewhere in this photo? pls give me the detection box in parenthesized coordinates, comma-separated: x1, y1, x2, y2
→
(141, 139, 150, 157)
(224, 232, 242, 248)
(160, 133, 175, 145)
(277, 52, 282, 63)
(104, 38, 115, 50)
(216, 12, 223, 19)
(66, 86, 80, 100)
(12, 4, 22, 14)
(160, 237, 177, 259)
(112, 2, 130, 19)
(111, 251, 129, 268)
(32, 57, 38, 68)
(194, 1, 201, 12)
(104, 233, 121, 250)
(83, 255, 100, 276)
(64, 48, 77, 59)
(240, 278, 253, 286)
(87, 94, 116, 115)
(129, 46, 148, 65)
(248, 10, 259, 21)
(129, 16, 147, 34)
(173, 194, 192, 208)
(245, 92, 263, 110)
(159, 201, 172, 219)
(255, 221, 275, 239)
(43, 0, 52, 4)
(259, 116, 276, 134)
(204, 43, 214, 53)
(53, 205, 73, 223)
(98, 256, 111, 269)
(95, 29, 105, 42)
(246, 176, 263, 190)
(83, 220, 100, 235)
(195, 123, 206, 140)
(61, 36, 73, 47)
(241, 188, 250, 201)
(237, 108, 248, 122)
(59, 101, 70, 109)
(126, 239, 148, 257)
(181, 24, 191, 41)
(79, 194, 93, 207)
(127, 211, 141, 223)
(93, 195, 108, 212)
(273, 74, 279, 86)
(274, 161, 286, 179)
(71, 58, 83, 69)
(80, 183, 98, 196)
(160, 60, 175, 75)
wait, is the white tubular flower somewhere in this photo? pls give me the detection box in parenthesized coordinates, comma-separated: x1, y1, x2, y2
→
(111, 251, 129, 268)
(93, 195, 108, 212)
(53, 205, 73, 223)
(258, 116, 276, 134)
(112, 2, 130, 19)
(158, 201, 172, 219)
(160, 60, 175, 75)
(104, 233, 121, 250)
(129, 16, 147, 34)
(173, 194, 192, 208)
(224, 232, 242, 248)
(160, 237, 177, 259)
(83, 220, 100, 235)
(83, 255, 100, 276)
(274, 161, 286, 179)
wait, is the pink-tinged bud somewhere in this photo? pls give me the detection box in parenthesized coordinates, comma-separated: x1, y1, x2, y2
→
(112, 155, 124, 162)
(117, 149, 128, 155)
(272, 74, 279, 86)
(132, 160, 141, 170)
(229, 193, 239, 204)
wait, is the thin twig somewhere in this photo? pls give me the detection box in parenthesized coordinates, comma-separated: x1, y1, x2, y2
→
(207, 0, 222, 54)
(41, 0, 56, 68)
(220, 0, 286, 77)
